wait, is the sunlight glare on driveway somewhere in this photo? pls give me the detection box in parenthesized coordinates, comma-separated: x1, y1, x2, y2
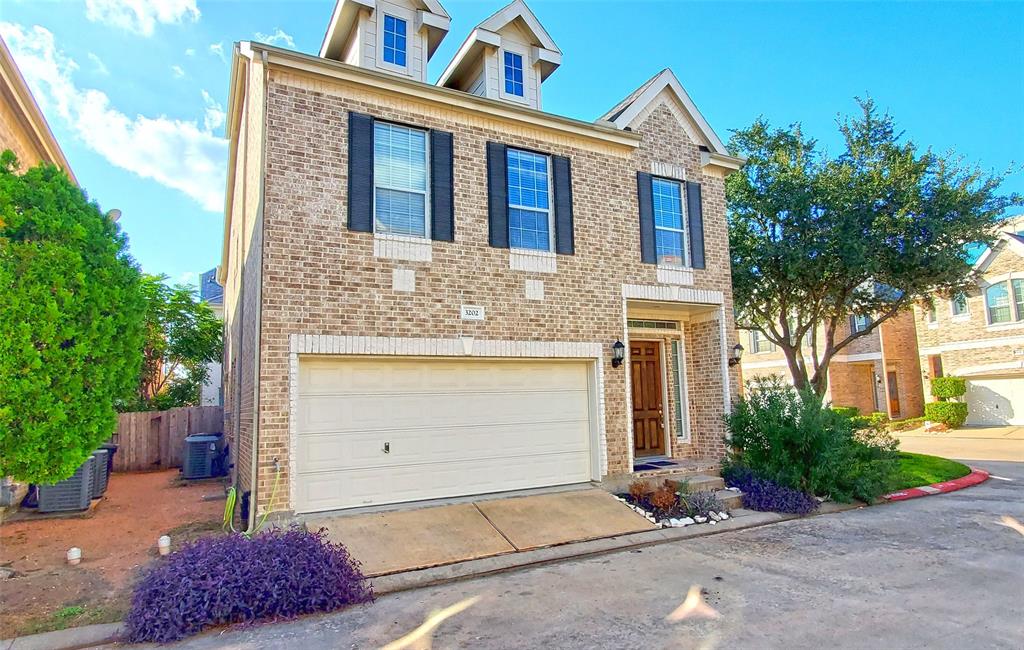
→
(666, 585, 721, 622)
(380, 596, 482, 650)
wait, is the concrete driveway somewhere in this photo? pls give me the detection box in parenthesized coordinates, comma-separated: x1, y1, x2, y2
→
(160, 458, 1024, 649)
(309, 488, 656, 576)
(897, 425, 1023, 462)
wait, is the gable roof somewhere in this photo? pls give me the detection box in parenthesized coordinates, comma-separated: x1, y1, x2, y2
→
(0, 36, 76, 184)
(437, 0, 561, 88)
(200, 267, 223, 305)
(598, 68, 731, 156)
(974, 228, 1024, 273)
(320, 0, 451, 61)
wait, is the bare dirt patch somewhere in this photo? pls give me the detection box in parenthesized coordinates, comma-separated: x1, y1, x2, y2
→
(0, 470, 225, 638)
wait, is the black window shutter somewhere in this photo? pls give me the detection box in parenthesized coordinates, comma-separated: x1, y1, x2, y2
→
(637, 172, 656, 264)
(686, 180, 705, 269)
(552, 155, 574, 255)
(430, 130, 454, 242)
(486, 142, 509, 248)
(347, 112, 374, 232)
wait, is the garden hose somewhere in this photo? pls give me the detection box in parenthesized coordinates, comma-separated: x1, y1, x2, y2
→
(222, 468, 283, 539)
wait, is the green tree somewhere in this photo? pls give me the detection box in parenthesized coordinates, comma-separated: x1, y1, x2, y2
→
(727, 99, 1021, 395)
(131, 274, 222, 411)
(0, 151, 145, 483)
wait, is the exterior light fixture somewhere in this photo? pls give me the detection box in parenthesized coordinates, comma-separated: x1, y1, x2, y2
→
(611, 340, 625, 368)
(729, 343, 744, 366)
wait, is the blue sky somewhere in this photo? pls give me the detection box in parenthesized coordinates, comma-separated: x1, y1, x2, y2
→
(2, 1, 1022, 287)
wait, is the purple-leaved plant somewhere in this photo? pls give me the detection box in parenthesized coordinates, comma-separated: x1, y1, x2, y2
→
(125, 527, 373, 643)
(722, 465, 819, 516)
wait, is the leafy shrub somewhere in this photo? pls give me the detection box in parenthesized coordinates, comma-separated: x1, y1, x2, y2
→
(125, 527, 372, 643)
(925, 402, 968, 428)
(850, 411, 889, 431)
(930, 376, 966, 400)
(722, 465, 818, 516)
(831, 406, 860, 419)
(888, 416, 926, 432)
(725, 377, 898, 503)
(649, 482, 678, 511)
(680, 490, 723, 518)
(627, 480, 649, 501)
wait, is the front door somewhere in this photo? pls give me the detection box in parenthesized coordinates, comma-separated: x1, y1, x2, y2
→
(887, 371, 901, 417)
(631, 341, 665, 456)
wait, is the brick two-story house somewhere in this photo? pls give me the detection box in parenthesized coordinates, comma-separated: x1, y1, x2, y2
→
(219, 0, 745, 521)
(915, 216, 1024, 426)
(739, 312, 925, 420)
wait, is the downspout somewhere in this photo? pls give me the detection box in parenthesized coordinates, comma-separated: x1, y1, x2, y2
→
(247, 47, 270, 531)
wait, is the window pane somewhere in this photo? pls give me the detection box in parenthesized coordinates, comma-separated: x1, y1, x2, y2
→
(652, 179, 683, 229)
(655, 229, 684, 266)
(951, 293, 967, 316)
(986, 282, 1011, 323)
(1013, 279, 1024, 321)
(374, 122, 427, 237)
(383, 14, 407, 66)
(509, 208, 549, 251)
(504, 51, 524, 97)
(374, 188, 425, 236)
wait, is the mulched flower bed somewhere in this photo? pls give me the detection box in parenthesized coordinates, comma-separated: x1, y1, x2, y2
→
(614, 480, 731, 528)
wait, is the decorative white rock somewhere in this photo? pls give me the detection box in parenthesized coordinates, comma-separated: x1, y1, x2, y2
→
(694, 515, 708, 523)
(680, 517, 695, 526)
(708, 520, 717, 525)
(719, 511, 730, 520)
(709, 512, 722, 522)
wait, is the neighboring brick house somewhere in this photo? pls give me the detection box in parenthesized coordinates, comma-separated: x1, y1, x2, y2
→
(739, 311, 925, 420)
(0, 35, 75, 181)
(199, 268, 224, 407)
(914, 217, 1024, 426)
(218, 0, 745, 520)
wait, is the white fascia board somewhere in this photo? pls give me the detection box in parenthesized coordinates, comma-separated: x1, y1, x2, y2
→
(320, 0, 376, 59)
(478, 0, 560, 54)
(437, 28, 500, 87)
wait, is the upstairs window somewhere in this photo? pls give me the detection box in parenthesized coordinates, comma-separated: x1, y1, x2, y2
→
(951, 293, 968, 317)
(503, 51, 524, 97)
(506, 148, 551, 251)
(851, 314, 871, 333)
(985, 282, 1014, 324)
(373, 122, 428, 237)
(652, 178, 688, 267)
(750, 330, 774, 354)
(382, 14, 407, 67)
(925, 304, 937, 324)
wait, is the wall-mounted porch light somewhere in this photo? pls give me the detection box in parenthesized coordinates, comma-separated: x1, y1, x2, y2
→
(611, 340, 625, 368)
(728, 343, 744, 366)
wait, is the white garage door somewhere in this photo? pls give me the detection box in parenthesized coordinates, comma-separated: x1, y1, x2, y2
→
(965, 376, 1024, 426)
(294, 357, 595, 513)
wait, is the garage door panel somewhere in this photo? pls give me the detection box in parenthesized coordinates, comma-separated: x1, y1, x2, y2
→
(966, 377, 1023, 426)
(296, 419, 590, 474)
(295, 450, 592, 512)
(295, 357, 595, 513)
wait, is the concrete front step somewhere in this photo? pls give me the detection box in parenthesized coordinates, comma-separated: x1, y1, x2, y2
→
(601, 465, 722, 494)
(715, 488, 744, 510)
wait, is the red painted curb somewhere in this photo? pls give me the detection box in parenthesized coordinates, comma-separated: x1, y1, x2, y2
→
(883, 468, 989, 502)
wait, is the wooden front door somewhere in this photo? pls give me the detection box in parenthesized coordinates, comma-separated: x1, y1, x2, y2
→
(631, 341, 665, 456)
(887, 371, 901, 416)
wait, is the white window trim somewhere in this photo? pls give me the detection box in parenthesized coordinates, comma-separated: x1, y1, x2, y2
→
(673, 335, 691, 442)
(497, 45, 529, 105)
(949, 295, 970, 321)
(984, 280, 1018, 326)
(652, 177, 690, 269)
(507, 148, 554, 252)
(749, 330, 774, 354)
(372, 121, 431, 240)
(375, 4, 414, 77)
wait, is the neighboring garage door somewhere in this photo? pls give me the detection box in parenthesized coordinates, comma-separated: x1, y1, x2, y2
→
(965, 376, 1024, 426)
(294, 357, 595, 513)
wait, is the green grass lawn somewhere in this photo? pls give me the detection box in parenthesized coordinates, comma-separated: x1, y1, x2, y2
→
(887, 452, 971, 492)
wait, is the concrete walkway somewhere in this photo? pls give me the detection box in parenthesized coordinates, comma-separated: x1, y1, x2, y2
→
(152, 459, 1024, 649)
(898, 425, 1023, 462)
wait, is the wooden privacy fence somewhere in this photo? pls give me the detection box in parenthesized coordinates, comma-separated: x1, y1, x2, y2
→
(111, 406, 223, 472)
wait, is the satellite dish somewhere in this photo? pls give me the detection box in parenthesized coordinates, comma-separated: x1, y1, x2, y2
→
(107, 209, 121, 222)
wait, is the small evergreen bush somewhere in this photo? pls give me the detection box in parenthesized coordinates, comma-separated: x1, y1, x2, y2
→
(125, 527, 372, 643)
(726, 377, 898, 502)
(924, 402, 968, 428)
(831, 406, 860, 419)
(930, 376, 966, 401)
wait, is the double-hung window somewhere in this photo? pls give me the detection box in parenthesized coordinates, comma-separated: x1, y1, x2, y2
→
(503, 51, 524, 97)
(750, 330, 774, 354)
(373, 121, 428, 237)
(652, 178, 688, 267)
(851, 314, 871, 333)
(986, 279, 1024, 324)
(382, 14, 407, 67)
(951, 293, 968, 317)
(506, 148, 551, 251)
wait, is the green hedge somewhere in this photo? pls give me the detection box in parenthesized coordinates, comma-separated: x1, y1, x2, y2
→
(831, 406, 860, 419)
(925, 402, 968, 428)
(851, 411, 889, 430)
(931, 376, 966, 400)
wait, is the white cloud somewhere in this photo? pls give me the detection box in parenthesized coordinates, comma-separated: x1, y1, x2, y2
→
(254, 28, 295, 49)
(171, 64, 185, 78)
(84, 0, 200, 37)
(200, 90, 225, 134)
(208, 41, 226, 63)
(177, 271, 198, 285)
(184, 48, 195, 57)
(87, 52, 109, 75)
(0, 22, 227, 213)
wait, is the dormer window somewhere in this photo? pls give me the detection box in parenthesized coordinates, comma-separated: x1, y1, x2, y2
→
(383, 14, 408, 67)
(504, 51, 524, 97)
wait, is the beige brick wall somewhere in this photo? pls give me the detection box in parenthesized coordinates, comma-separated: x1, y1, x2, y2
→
(227, 65, 739, 514)
(0, 95, 46, 170)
